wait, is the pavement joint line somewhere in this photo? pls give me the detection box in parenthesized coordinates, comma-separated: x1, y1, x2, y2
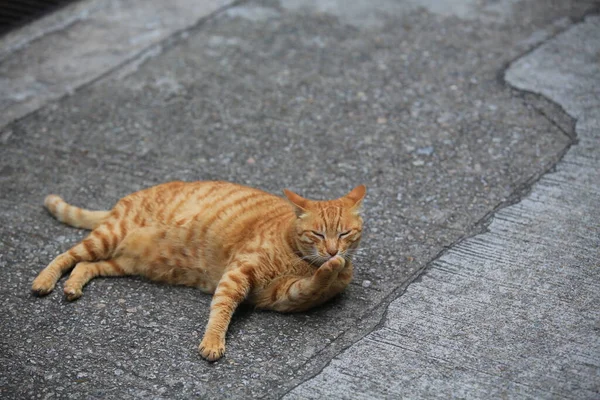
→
(278, 273, 418, 398)
(286, 14, 600, 397)
(0, 1, 102, 61)
(278, 15, 594, 396)
(279, 153, 581, 396)
(102, 0, 252, 83)
(526, 99, 577, 142)
(506, 86, 577, 142)
(0, 0, 250, 132)
(280, 213, 490, 397)
(496, 10, 600, 143)
(280, 144, 572, 397)
(497, 7, 600, 87)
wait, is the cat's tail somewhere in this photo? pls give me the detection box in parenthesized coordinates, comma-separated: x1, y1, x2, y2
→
(44, 195, 110, 230)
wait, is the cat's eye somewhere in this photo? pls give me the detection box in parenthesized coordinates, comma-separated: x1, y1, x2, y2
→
(339, 230, 352, 238)
(311, 231, 325, 239)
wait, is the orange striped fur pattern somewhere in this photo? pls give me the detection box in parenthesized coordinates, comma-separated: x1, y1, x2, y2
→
(33, 181, 366, 361)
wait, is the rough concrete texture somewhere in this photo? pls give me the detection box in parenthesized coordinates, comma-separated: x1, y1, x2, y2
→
(0, 0, 598, 399)
(0, 0, 235, 129)
(287, 15, 600, 399)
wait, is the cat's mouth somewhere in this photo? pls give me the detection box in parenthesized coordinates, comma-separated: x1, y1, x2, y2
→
(305, 251, 344, 267)
(321, 253, 344, 263)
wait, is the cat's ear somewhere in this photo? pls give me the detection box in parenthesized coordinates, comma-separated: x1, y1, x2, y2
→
(346, 184, 366, 211)
(284, 189, 309, 217)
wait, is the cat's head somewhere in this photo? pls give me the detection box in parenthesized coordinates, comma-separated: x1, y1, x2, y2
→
(284, 185, 366, 265)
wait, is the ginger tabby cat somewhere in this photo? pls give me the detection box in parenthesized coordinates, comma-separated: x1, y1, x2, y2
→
(32, 181, 366, 361)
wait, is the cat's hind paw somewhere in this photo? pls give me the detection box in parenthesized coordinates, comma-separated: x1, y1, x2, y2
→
(199, 337, 225, 362)
(31, 277, 55, 296)
(63, 286, 83, 301)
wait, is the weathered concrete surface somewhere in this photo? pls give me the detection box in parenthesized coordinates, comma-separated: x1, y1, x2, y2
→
(0, 0, 597, 399)
(0, 0, 235, 129)
(286, 16, 600, 399)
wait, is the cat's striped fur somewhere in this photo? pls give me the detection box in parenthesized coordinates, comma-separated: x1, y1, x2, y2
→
(32, 181, 365, 361)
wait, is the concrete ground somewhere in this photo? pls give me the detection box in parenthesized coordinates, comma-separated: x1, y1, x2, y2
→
(0, 0, 598, 399)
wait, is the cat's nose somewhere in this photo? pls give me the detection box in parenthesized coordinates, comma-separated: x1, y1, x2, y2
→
(327, 248, 338, 257)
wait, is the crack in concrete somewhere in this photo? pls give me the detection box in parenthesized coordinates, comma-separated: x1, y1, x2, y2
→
(0, 1, 101, 61)
(277, 14, 590, 399)
(277, 274, 413, 398)
(0, 0, 249, 132)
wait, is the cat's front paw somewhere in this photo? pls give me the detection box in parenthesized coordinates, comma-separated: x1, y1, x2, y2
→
(199, 336, 225, 362)
(322, 255, 346, 273)
(314, 256, 346, 283)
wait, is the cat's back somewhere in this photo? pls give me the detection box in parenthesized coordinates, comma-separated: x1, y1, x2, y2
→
(178, 180, 291, 225)
(121, 180, 293, 237)
(131, 181, 294, 265)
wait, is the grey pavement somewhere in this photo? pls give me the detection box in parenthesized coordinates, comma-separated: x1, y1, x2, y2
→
(287, 15, 600, 399)
(0, 0, 236, 129)
(0, 0, 598, 399)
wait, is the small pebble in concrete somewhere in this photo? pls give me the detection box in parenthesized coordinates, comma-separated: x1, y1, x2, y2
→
(416, 146, 434, 156)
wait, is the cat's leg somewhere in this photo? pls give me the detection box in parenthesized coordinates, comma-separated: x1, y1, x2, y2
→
(31, 221, 124, 295)
(63, 257, 135, 301)
(257, 255, 351, 312)
(199, 264, 253, 361)
(62, 226, 168, 300)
